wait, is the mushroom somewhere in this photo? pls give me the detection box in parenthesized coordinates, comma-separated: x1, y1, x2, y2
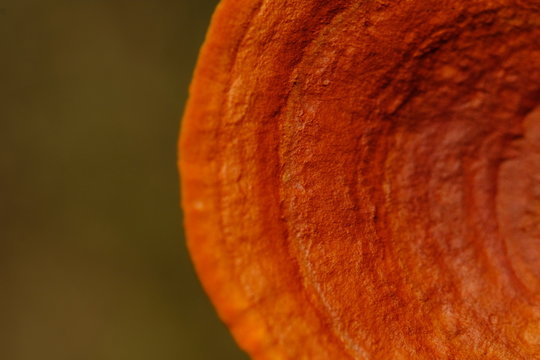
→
(180, 1, 540, 358)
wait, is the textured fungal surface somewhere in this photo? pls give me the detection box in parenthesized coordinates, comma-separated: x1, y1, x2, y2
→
(180, 0, 540, 359)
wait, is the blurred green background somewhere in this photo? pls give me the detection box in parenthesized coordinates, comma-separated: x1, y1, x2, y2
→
(1, 1, 248, 359)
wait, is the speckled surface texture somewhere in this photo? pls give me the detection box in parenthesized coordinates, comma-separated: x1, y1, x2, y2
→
(180, 1, 540, 358)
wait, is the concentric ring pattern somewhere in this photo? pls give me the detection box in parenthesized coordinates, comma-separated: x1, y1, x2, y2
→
(180, 1, 540, 359)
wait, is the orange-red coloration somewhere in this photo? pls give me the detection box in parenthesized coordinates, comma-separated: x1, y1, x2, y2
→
(180, 1, 540, 359)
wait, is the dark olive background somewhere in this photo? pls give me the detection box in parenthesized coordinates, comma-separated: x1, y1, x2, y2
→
(1, 1, 248, 359)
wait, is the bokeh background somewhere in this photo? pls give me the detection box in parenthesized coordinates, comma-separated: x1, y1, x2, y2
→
(1, 1, 248, 359)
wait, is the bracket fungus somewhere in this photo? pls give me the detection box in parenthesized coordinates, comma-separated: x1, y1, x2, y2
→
(180, 0, 540, 359)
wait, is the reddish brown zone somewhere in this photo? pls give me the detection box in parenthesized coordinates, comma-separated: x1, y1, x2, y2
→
(180, 0, 540, 359)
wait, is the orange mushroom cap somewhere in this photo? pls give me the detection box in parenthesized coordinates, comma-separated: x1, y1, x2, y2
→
(180, 1, 540, 358)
